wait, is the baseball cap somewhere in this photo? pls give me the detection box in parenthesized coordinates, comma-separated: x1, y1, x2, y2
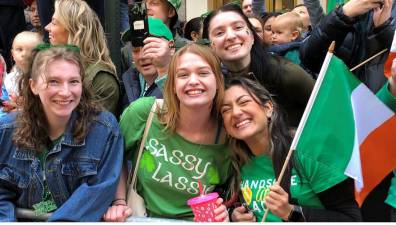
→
(167, 0, 181, 11)
(122, 17, 173, 44)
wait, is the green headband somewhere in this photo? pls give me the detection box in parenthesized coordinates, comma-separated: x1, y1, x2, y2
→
(35, 43, 80, 53)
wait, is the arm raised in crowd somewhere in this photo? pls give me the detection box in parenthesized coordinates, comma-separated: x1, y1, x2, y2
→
(303, 0, 325, 27)
(300, 0, 393, 74)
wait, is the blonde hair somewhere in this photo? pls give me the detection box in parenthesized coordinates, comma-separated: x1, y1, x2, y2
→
(12, 31, 43, 49)
(160, 43, 224, 132)
(273, 12, 304, 35)
(12, 31, 43, 72)
(54, 0, 116, 73)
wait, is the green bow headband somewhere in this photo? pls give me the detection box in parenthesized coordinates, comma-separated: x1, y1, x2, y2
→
(35, 43, 80, 53)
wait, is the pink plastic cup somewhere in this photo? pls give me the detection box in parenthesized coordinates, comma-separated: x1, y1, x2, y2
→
(187, 192, 219, 222)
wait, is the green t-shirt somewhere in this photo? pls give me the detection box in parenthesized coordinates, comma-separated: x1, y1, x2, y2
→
(241, 154, 330, 222)
(33, 137, 63, 215)
(377, 82, 396, 208)
(120, 97, 232, 220)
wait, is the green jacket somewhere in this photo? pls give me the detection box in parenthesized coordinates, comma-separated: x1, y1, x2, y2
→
(86, 63, 120, 117)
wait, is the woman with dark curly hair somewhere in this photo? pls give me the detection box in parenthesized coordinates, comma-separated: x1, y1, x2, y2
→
(221, 76, 362, 222)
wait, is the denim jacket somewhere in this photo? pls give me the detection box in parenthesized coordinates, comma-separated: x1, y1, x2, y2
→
(0, 111, 124, 221)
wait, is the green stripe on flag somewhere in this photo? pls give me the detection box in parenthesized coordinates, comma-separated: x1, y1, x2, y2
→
(296, 56, 360, 190)
(327, 0, 349, 13)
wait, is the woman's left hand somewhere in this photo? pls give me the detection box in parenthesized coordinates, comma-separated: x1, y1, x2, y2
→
(264, 183, 293, 221)
(214, 197, 230, 222)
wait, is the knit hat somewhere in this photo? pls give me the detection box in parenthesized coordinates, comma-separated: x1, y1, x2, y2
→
(122, 17, 173, 44)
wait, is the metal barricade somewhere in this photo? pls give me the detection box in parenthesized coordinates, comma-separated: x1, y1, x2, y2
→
(16, 208, 51, 221)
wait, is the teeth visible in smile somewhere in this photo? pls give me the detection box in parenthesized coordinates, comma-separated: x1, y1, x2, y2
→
(227, 44, 241, 50)
(55, 100, 71, 105)
(187, 90, 203, 95)
(236, 119, 250, 128)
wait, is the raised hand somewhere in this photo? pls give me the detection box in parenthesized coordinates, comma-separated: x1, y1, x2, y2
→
(343, 0, 384, 18)
(373, 0, 394, 27)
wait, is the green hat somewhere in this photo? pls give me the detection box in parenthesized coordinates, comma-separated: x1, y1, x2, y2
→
(167, 0, 181, 11)
(122, 17, 173, 44)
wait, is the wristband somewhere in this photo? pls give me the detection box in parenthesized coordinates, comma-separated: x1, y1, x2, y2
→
(111, 198, 127, 206)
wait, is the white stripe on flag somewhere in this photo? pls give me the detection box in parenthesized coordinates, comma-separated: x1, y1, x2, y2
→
(391, 31, 396, 52)
(345, 84, 394, 191)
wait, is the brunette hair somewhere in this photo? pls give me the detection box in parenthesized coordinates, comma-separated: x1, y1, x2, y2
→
(202, 3, 279, 93)
(13, 47, 99, 151)
(223, 76, 293, 194)
(184, 17, 203, 41)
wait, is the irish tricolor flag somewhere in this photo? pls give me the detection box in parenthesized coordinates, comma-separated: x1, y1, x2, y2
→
(292, 48, 396, 206)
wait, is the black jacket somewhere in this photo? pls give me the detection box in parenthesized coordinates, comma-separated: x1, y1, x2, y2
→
(300, 6, 394, 92)
(0, 0, 24, 6)
(120, 66, 163, 113)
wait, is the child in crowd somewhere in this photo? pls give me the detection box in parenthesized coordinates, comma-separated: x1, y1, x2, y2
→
(0, 31, 43, 116)
(292, 4, 311, 37)
(269, 12, 304, 65)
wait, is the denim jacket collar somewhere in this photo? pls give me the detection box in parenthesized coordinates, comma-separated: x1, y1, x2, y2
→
(59, 111, 85, 147)
(13, 111, 85, 160)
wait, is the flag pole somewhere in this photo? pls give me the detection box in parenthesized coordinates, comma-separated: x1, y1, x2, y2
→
(290, 41, 335, 151)
(261, 41, 336, 223)
(349, 48, 388, 72)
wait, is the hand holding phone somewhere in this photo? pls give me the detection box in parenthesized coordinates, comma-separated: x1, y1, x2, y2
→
(128, 0, 149, 47)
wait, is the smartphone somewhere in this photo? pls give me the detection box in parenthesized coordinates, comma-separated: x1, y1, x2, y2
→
(128, 0, 149, 47)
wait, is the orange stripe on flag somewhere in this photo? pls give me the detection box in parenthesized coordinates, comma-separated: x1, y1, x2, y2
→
(355, 116, 396, 206)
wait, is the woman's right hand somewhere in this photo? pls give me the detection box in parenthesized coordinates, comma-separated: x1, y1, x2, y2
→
(231, 205, 256, 222)
(103, 204, 133, 222)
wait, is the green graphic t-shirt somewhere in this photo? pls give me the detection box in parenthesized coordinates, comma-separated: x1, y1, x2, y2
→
(120, 97, 232, 220)
(241, 154, 333, 222)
